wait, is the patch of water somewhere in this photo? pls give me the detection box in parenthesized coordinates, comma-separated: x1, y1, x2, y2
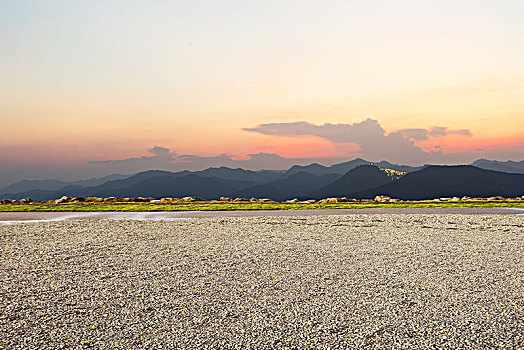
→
(0, 212, 191, 224)
(504, 208, 524, 215)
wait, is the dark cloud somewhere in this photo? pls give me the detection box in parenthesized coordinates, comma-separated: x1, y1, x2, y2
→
(148, 146, 172, 158)
(244, 118, 386, 143)
(245, 118, 434, 164)
(428, 126, 447, 137)
(398, 128, 429, 141)
(245, 119, 473, 164)
(88, 145, 175, 167)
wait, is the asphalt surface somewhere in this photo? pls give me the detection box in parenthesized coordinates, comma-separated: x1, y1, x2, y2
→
(1, 214, 523, 349)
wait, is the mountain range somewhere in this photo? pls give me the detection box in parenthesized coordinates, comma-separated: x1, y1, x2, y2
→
(470, 159, 524, 174)
(1, 158, 523, 201)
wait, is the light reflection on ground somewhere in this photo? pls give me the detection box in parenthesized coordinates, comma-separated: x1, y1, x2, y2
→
(1, 208, 523, 224)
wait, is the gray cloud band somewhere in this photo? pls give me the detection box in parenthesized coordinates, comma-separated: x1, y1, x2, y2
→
(243, 118, 472, 164)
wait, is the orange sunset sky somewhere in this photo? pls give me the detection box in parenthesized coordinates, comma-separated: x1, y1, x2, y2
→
(1, 0, 523, 186)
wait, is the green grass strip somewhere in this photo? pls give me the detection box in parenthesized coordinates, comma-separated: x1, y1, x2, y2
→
(1, 201, 523, 212)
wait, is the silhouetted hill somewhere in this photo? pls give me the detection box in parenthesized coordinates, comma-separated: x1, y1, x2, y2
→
(286, 159, 422, 177)
(87, 170, 185, 192)
(231, 184, 282, 201)
(327, 158, 371, 174)
(271, 172, 340, 192)
(1, 171, 185, 201)
(195, 167, 282, 182)
(32, 171, 177, 199)
(0, 159, 423, 198)
(315, 165, 393, 198)
(286, 163, 332, 176)
(1, 189, 67, 202)
(91, 174, 240, 199)
(0, 174, 128, 196)
(236, 172, 340, 201)
(2, 170, 265, 201)
(471, 159, 524, 174)
(4, 161, 524, 202)
(0, 179, 68, 194)
(351, 165, 524, 200)
(286, 158, 373, 176)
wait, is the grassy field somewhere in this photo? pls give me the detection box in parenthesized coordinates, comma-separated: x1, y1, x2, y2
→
(1, 200, 523, 212)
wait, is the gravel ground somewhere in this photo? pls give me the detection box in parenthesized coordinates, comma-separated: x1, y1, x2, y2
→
(1, 214, 523, 349)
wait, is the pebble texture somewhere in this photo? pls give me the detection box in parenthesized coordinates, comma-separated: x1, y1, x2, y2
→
(1, 214, 523, 349)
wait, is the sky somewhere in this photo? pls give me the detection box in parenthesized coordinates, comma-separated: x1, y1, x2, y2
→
(1, 0, 523, 186)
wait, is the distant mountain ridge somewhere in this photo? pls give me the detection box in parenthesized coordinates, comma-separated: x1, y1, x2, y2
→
(0, 170, 332, 202)
(285, 158, 421, 176)
(1, 158, 523, 201)
(194, 167, 282, 183)
(471, 159, 524, 174)
(0, 174, 128, 194)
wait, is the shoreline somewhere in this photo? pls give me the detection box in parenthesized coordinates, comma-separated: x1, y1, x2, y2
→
(1, 207, 523, 223)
